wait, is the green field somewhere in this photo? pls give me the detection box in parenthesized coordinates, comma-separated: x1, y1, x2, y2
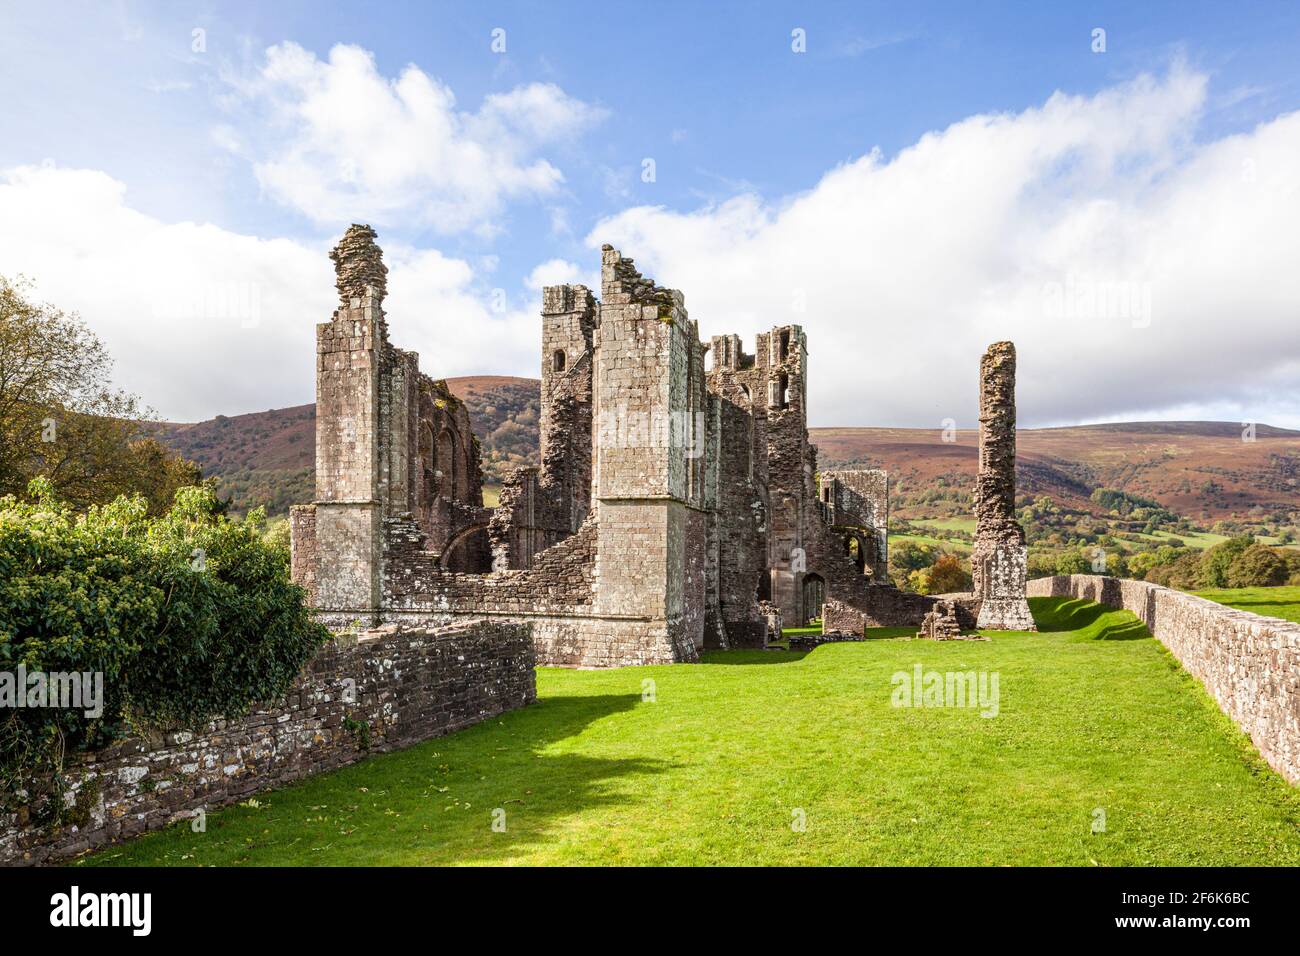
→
(912, 517, 977, 535)
(1193, 586, 1300, 624)
(76, 597, 1300, 867)
(892, 532, 971, 554)
(1140, 529, 1231, 549)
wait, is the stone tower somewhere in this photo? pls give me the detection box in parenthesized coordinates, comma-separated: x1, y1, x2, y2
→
(588, 246, 710, 662)
(971, 341, 1036, 631)
(759, 325, 811, 624)
(539, 283, 597, 533)
(309, 225, 390, 628)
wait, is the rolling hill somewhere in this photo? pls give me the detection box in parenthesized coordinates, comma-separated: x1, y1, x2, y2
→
(156, 377, 1300, 525)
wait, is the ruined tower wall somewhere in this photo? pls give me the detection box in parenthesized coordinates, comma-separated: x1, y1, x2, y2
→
(757, 327, 811, 624)
(819, 469, 889, 583)
(489, 284, 595, 570)
(588, 246, 706, 663)
(705, 335, 771, 648)
(310, 266, 385, 627)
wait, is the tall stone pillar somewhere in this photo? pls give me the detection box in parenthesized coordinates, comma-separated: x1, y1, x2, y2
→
(972, 341, 1037, 631)
(310, 225, 390, 628)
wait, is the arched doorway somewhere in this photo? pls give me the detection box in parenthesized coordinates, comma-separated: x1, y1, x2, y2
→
(801, 573, 825, 625)
(440, 523, 492, 573)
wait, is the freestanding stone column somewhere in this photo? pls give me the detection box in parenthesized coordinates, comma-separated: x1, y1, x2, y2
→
(972, 341, 1037, 631)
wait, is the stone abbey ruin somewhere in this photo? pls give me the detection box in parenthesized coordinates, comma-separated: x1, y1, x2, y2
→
(289, 225, 1032, 666)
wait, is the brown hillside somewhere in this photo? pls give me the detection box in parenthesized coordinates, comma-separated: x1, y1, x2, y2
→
(813, 422, 1300, 521)
(156, 378, 1300, 522)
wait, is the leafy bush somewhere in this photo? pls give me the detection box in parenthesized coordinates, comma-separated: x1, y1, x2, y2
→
(0, 480, 328, 811)
(1198, 535, 1255, 588)
(0, 480, 161, 789)
(924, 554, 972, 594)
(1224, 543, 1289, 588)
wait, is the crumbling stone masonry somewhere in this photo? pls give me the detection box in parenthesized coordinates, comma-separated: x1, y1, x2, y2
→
(706, 329, 917, 646)
(971, 341, 1036, 631)
(0, 620, 535, 866)
(292, 226, 964, 667)
(296, 225, 491, 630)
(916, 600, 978, 640)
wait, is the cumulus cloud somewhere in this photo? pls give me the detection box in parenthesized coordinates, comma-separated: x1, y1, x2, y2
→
(221, 42, 605, 233)
(523, 258, 596, 293)
(588, 65, 1300, 429)
(0, 165, 542, 420)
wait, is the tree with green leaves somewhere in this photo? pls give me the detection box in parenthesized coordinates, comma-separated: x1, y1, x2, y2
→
(0, 275, 200, 511)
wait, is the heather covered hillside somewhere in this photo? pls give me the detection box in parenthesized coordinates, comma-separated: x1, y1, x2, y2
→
(159, 378, 1300, 541)
(155, 376, 539, 515)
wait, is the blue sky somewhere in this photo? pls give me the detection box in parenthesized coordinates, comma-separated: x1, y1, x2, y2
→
(2, 2, 1299, 426)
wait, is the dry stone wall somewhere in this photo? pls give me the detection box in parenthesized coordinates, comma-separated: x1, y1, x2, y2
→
(0, 620, 535, 866)
(1028, 575, 1300, 785)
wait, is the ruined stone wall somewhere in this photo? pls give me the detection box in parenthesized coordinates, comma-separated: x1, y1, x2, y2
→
(408, 374, 488, 570)
(297, 225, 491, 626)
(0, 621, 536, 866)
(705, 328, 915, 638)
(585, 247, 707, 664)
(289, 504, 317, 603)
(312, 278, 384, 627)
(819, 469, 889, 583)
(491, 284, 598, 570)
(1028, 575, 1300, 786)
(383, 516, 597, 618)
(705, 327, 813, 631)
(539, 285, 595, 525)
(705, 335, 769, 648)
(382, 512, 696, 666)
(758, 327, 811, 623)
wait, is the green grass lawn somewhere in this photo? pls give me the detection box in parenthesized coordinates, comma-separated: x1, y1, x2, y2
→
(1193, 585, 1300, 624)
(76, 597, 1300, 867)
(912, 517, 977, 535)
(1147, 529, 1231, 549)
(891, 532, 971, 554)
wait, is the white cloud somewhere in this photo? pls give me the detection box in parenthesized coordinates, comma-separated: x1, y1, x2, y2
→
(587, 64, 1300, 429)
(523, 258, 596, 293)
(0, 165, 543, 420)
(222, 42, 605, 234)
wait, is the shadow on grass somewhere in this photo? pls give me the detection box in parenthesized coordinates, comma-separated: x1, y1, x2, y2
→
(1029, 596, 1150, 641)
(82, 691, 679, 867)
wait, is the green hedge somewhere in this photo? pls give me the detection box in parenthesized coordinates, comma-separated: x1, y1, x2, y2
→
(0, 479, 328, 815)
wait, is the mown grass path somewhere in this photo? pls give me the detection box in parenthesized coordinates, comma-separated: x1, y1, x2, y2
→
(80, 597, 1300, 866)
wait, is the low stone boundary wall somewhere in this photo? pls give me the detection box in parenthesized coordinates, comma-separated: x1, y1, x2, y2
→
(1, 619, 536, 866)
(1028, 575, 1299, 785)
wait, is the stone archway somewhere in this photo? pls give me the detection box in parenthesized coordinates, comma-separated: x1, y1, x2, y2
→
(439, 522, 492, 573)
